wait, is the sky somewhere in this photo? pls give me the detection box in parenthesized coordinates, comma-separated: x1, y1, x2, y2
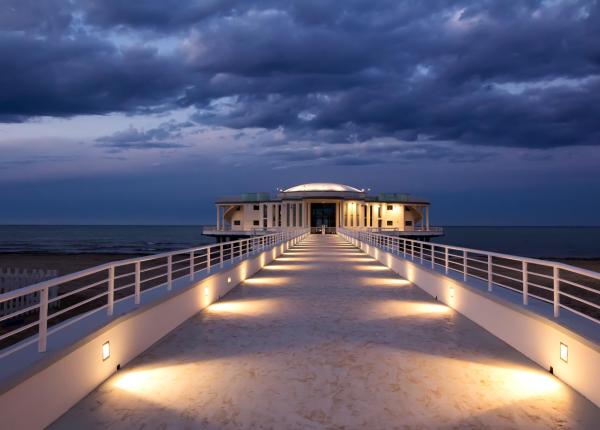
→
(1, 0, 599, 225)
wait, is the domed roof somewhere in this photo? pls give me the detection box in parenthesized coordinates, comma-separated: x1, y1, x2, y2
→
(283, 183, 362, 193)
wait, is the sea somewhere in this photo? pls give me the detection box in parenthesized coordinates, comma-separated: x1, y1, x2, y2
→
(0, 225, 599, 259)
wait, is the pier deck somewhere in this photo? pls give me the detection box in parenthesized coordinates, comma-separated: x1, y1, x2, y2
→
(51, 235, 600, 429)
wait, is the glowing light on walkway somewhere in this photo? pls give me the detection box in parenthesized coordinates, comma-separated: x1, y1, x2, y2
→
(243, 276, 291, 286)
(372, 300, 450, 318)
(353, 264, 390, 272)
(208, 299, 278, 316)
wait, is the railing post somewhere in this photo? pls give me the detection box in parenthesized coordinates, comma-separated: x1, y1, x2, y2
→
(420, 243, 423, 264)
(445, 247, 449, 274)
(107, 265, 114, 316)
(553, 266, 560, 317)
(522, 261, 528, 305)
(410, 241, 414, 261)
(38, 287, 48, 352)
(135, 261, 141, 305)
(189, 251, 194, 281)
(167, 255, 173, 290)
(220, 243, 224, 268)
(206, 248, 211, 272)
(463, 250, 467, 281)
(487, 255, 492, 291)
(431, 245, 435, 268)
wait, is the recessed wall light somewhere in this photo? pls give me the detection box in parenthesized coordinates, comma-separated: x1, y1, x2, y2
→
(560, 342, 568, 363)
(204, 287, 209, 297)
(227, 276, 232, 284)
(102, 341, 110, 361)
(449, 286, 455, 298)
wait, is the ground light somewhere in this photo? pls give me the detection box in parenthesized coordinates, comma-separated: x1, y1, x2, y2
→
(560, 342, 568, 363)
(102, 341, 110, 361)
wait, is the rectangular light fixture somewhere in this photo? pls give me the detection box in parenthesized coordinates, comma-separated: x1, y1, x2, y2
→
(227, 276, 232, 284)
(449, 286, 455, 298)
(560, 342, 568, 363)
(102, 341, 110, 361)
(204, 287, 209, 297)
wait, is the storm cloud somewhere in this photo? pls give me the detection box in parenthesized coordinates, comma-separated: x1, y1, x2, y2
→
(1, 0, 600, 150)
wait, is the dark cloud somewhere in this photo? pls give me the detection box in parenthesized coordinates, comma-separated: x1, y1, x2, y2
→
(95, 121, 193, 151)
(1, 0, 600, 150)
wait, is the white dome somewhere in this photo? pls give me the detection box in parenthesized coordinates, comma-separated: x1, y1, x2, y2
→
(284, 183, 362, 193)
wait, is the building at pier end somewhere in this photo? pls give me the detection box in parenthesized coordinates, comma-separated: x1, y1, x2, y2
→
(203, 182, 443, 241)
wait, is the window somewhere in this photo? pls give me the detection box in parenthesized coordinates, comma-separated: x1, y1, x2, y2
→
(405, 206, 411, 211)
(253, 220, 260, 226)
(292, 204, 297, 227)
(299, 204, 303, 227)
(236, 206, 241, 211)
(234, 220, 241, 225)
(405, 220, 413, 226)
(278, 205, 282, 227)
(387, 220, 393, 226)
(387, 205, 393, 211)
(253, 205, 260, 211)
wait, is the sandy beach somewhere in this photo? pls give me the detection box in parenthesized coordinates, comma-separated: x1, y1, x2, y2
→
(0, 253, 145, 277)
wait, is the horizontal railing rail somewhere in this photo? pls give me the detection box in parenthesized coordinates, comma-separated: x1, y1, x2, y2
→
(339, 228, 600, 326)
(353, 226, 444, 234)
(309, 227, 337, 234)
(202, 226, 290, 234)
(0, 229, 309, 358)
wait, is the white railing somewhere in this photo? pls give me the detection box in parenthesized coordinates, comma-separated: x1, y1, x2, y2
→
(0, 229, 309, 357)
(339, 228, 600, 325)
(203, 225, 287, 234)
(310, 227, 337, 234)
(354, 226, 444, 234)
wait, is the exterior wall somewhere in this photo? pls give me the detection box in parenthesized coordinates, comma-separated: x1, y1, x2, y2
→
(0, 234, 306, 430)
(219, 200, 429, 231)
(228, 206, 243, 230)
(403, 206, 420, 230)
(381, 204, 404, 228)
(345, 233, 600, 409)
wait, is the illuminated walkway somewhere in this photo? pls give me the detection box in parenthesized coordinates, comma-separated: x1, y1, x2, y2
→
(52, 235, 600, 429)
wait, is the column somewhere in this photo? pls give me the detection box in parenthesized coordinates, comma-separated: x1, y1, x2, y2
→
(304, 201, 309, 227)
(216, 206, 220, 230)
(426, 206, 429, 230)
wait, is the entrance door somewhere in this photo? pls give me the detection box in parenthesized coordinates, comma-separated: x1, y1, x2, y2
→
(310, 203, 336, 233)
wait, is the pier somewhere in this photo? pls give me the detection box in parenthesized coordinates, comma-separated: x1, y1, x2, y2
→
(1, 232, 600, 428)
(50, 236, 600, 428)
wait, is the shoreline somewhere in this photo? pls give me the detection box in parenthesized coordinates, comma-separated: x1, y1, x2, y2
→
(1, 252, 599, 277)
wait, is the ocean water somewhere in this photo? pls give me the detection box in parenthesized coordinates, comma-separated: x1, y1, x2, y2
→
(0, 225, 213, 254)
(0, 225, 598, 258)
(433, 226, 600, 259)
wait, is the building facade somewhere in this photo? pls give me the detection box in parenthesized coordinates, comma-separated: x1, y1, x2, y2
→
(204, 183, 442, 241)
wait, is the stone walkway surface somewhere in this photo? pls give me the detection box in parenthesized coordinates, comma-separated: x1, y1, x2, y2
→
(51, 235, 600, 429)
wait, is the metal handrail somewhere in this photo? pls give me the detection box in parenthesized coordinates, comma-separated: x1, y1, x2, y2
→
(354, 226, 444, 233)
(0, 228, 309, 356)
(339, 228, 600, 325)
